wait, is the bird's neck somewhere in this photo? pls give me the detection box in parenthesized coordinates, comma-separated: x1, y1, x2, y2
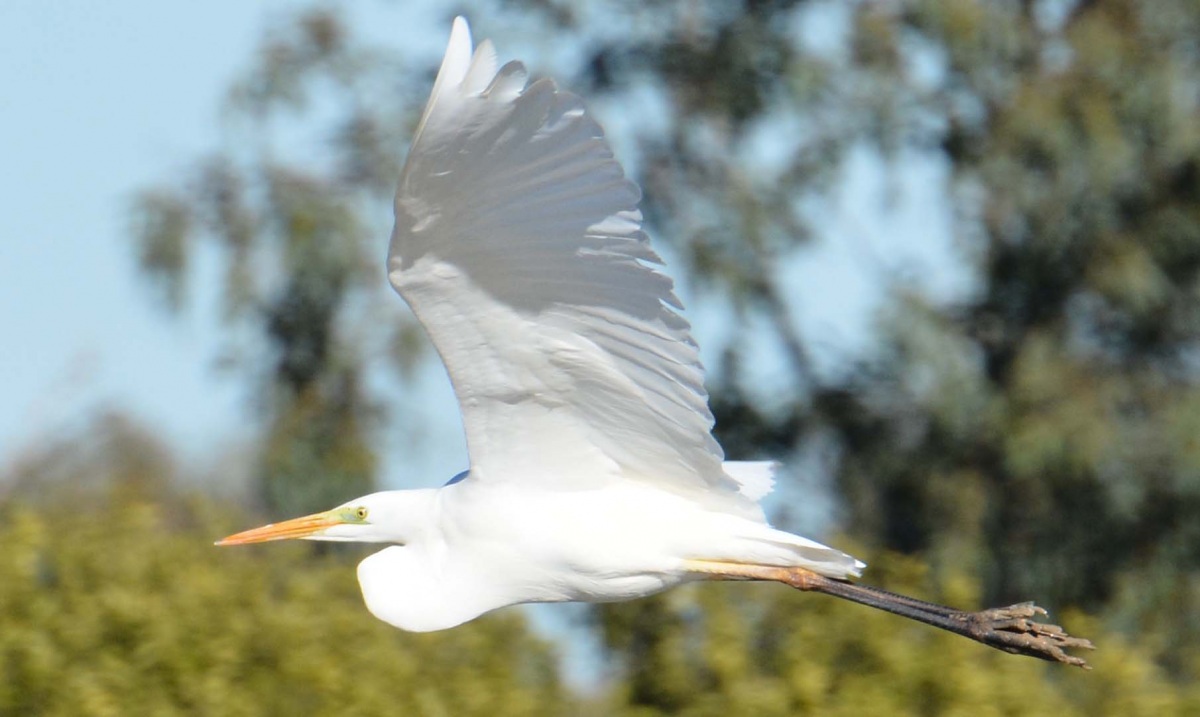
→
(366, 488, 441, 544)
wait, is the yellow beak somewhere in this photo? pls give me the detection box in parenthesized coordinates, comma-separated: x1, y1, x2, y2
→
(216, 511, 343, 546)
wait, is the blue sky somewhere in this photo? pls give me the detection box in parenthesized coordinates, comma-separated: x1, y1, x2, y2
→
(2, 2, 279, 463)
(0, 2, 966, 496)
(0, 2, 438, 473)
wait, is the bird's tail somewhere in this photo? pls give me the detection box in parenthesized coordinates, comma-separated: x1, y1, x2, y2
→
(762, 528, 866, 579)
(719, 461, 864, 579)
(718, 520, 865, 580)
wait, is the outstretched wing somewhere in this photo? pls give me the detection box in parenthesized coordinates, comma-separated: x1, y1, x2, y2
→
(390, 18, 754, 514)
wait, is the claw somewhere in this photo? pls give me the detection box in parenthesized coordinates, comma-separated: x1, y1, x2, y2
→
(961, 603, 1094, 669)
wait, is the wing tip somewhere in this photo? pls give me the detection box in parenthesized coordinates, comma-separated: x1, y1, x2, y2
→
(438, 18, 510, 98)
(441, 16, 474, 85)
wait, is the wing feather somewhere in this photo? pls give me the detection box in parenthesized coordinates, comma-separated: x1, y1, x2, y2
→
(389, 18, 759, 517)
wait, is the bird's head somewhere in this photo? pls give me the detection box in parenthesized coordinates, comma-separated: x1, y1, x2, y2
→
(216, 490, 434, 546)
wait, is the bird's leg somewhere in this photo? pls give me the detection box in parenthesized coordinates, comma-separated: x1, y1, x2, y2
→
(685, 560, 1094, 669)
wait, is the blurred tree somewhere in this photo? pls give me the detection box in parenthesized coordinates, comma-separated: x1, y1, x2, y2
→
(132, 10, 422, 516)
(127, 0, 1200, 693)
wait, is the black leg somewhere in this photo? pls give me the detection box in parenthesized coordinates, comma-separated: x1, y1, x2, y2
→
(796, 573, 1094, 668)
(685, 560, 1094, 668)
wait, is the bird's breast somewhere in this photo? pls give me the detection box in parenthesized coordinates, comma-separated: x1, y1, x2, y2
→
(436, 481, 703, 604)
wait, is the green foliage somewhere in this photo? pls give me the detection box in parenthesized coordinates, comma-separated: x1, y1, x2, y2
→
(592, 555, 1200, 716)
(832, 2, 1200, 665)
(0, 424, 566, 716)
(4, 416, 1195, 715)
(261, 371, 376, 518)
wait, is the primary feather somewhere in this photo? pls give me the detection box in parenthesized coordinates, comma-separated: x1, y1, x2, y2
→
(389, 17, 758, 517)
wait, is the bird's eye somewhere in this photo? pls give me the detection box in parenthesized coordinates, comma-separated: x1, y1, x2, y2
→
(354, 506, 369, 521)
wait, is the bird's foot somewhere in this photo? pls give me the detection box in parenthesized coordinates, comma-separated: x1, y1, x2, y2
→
(956, 602, 1094, 669)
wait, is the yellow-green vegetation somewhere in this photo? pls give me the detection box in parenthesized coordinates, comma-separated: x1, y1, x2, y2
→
(4, 483, 1197, 716)
(0, 494, 566, 716)
(590, 554, 1200, 717)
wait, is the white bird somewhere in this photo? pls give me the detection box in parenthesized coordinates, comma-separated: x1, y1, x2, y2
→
(219, 17, 1091, 667)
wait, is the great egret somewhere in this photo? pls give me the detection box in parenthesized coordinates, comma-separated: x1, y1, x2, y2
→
(219, 17, 1092, 668)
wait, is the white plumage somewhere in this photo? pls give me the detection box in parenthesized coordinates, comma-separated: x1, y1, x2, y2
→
(217, 20, 1096, 668)
(221, 16, 865, 632)
(391, 18, 738, 511)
